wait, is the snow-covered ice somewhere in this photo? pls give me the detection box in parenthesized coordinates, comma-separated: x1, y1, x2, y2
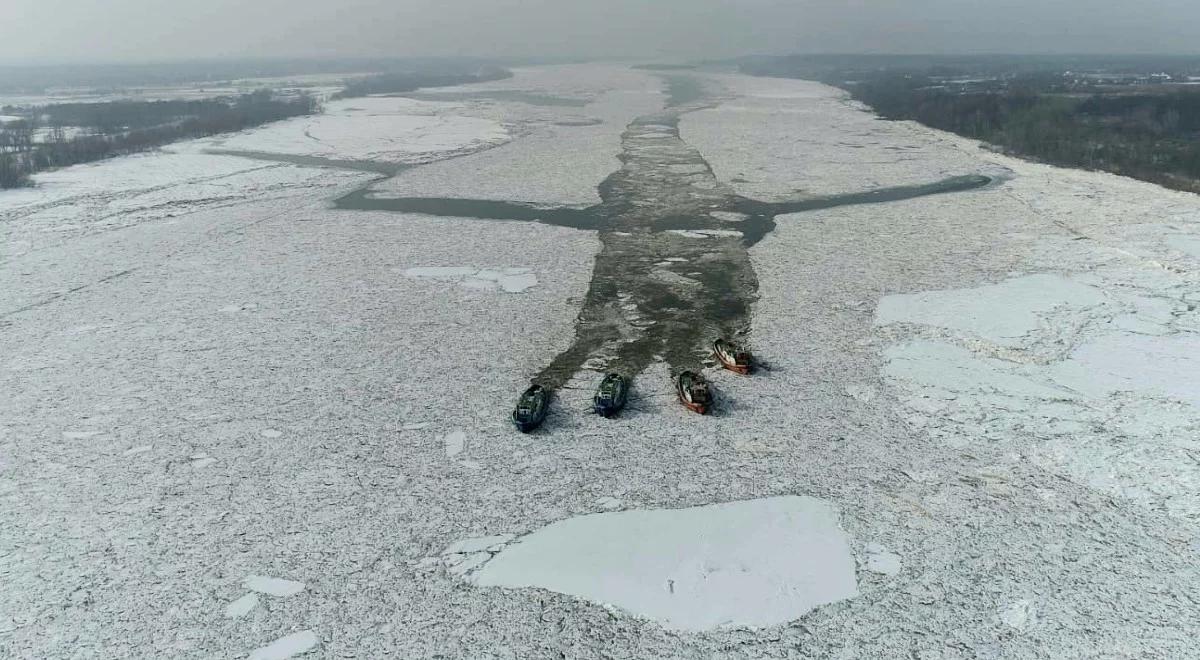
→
(402, 266, 539, 293)
(244, 576, 305, 597)
(875, 274, 1108, 347)
(247, 630, 318, 660)
(862, 543, 902, 577)
(225, 593, 260, 618)
(442, 430, 467, 457)
(470, 497, 858, 631)
(202, 96, 510, 164)
(4, 64, 1199, 658)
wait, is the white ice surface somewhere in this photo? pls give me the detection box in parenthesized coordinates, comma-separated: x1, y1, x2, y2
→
(1049, 334, 1200, 407)
(402, 266, 539, 293)
(876, 274, 1108, 346)
(244, 576, 305, 597)
(369, 65, 663, 205)
(471, 496, 858, 631)
(247, 630, 318, 660)
(682, 73, 1008, 201)
(5, 65, 1200, 658)
(879, 267, 1200, 517)
(225, 593, 259, 619)
(200, 96, 510, 164)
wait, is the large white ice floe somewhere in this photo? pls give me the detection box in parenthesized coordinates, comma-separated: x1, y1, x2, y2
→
(205, 96, 509, 164)
(877, 270, 1200, 518)
(875, 273, 1108, 347)
(460, 496, 858, 631)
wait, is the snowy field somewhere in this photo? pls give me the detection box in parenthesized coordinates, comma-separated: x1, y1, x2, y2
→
(3, 65, 1200, 658)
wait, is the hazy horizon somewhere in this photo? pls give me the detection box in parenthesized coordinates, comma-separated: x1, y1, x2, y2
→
(3, 0, 1200, 65)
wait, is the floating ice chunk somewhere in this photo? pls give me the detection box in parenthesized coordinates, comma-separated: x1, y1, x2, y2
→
(259, 429, 282, 439)
(497, 272, 538, 293)
(884, 341, 1075, 401)
(666, 230, 710, 239)
(471, 496, 858, 631)
(709, 211, 749, 223)
(1168, 235, 1200, 260)
(404, 266, 478, 279)
(447, 552, 492, 576)
(459, 279, 496, 291)
(595, 496, 624, 510)
(442, 430, 467, 457)
(244, 575, 305, 597)
(650, 269, 701, 288)
(1048, 333, 1200, 407)
(999, 600, 1036, 629)
(844, 384, 876, 403)
(444, 534, 516, 555)
(123, 445, 152, 456)
(863, 544, 902, 576)
(665, 229, 743, 239)
(875, 274, 1107, 346)
(248, 630, 318, 660)
(225, 593, 259, 618)
(404, 266, 538, 293)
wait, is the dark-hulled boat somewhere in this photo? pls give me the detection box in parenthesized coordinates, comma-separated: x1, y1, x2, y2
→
(593, 373, 630, 418)
(675, 370, 712, 414)
(713, 338, 753, 375)
(512, 384, 551, 433)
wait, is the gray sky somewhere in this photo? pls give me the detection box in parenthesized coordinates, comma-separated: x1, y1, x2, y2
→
(3, 0, 1199, 63)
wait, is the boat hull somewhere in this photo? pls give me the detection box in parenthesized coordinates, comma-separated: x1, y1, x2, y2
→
(593, 373, 630, 418)
(675, 371, 711, 415)
(713, 339, 753, 375)
(512, 385, 551, 433)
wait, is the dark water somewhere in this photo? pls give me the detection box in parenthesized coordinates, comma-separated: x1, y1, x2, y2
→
(332, 76, 992, 388)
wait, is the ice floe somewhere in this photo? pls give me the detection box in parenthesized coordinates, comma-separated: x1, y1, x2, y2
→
(862, 544, 902, 577)
(205, 96, 510, 164)
(665, 229, 743, 239)
(877, 270, 1200, 517)
(225, 593, 259, 618)
(248, 630, 318, 660)
(876, 274, 1108, 347)
(466, 497, 857, 631)
(442, 430, 467, 458)
(244, 575, 305, 597)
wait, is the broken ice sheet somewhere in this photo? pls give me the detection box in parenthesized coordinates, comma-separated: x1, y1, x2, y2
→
(243, 575, 305, 597)
(469, 496, 858, 631)
(442, 430, 467, 457)
(862, 543, 902, 576)
(403, 266, 538, 293)
(247, 630, 318, 660)
(225, 593, 259, 618)
(875, 273, 1108, 346)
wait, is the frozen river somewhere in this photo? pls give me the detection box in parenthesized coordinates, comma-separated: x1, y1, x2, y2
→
(3, 64, 1199, 658)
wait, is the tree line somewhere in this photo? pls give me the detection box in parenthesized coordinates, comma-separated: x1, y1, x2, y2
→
(1, 90, 318, 188)
(0, 62, 513, 189)
(849, 77, 1200, 194)
(739, 56, 1200, 195)
(332, 67, 511, 99)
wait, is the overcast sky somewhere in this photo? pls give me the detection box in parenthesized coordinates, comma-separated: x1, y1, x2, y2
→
(3, 0, 1199, 64)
